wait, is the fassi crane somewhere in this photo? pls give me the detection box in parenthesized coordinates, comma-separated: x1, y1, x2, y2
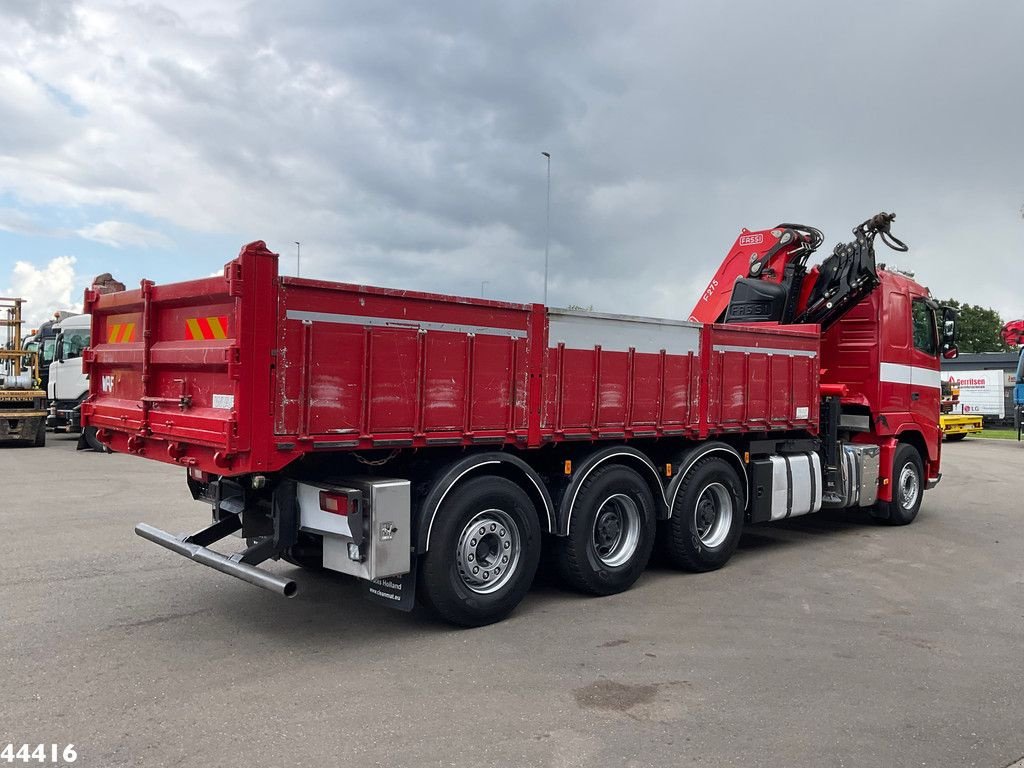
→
(690, 212, 909, 330)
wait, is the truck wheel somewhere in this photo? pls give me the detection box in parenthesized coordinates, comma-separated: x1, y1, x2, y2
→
(83, 426, 106, 452)
(661, 456, 744, 572)
(34, 421, 46, 447)
(555, 465, 656, 595)
(873, 444, 923, 526)
(944, 433, 967, 442)
(418, 476, 541, 627)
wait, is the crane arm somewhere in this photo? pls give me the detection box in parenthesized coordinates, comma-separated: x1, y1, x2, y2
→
(688, 223, 823, 323)
(690, 212, 907, 332)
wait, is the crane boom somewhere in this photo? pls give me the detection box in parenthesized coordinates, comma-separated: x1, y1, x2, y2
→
(690, 213, 908, 332)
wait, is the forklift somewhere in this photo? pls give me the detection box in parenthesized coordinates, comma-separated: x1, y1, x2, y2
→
(1, 297, 47, 446)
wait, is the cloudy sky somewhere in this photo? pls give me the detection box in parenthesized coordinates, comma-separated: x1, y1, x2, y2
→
(1, 0, 1023, 328)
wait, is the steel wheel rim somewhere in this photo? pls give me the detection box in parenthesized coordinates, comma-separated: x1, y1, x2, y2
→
(898, 463, 920, 511)
(592, 493, 641, 567)
(694, 482, 732, 548)
(456, 509, 520, 594)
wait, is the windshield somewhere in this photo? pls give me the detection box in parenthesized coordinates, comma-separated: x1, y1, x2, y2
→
(41, 338, 56, 365)
(59, 329, 91, 360)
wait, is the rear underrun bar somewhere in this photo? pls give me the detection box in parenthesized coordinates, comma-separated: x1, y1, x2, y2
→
(135, 522, 297, 598)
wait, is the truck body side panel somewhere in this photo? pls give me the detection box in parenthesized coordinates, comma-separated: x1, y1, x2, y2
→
(703, 323, 820, 435)
(274, 278, 534, 443)
(84, 246, 825, 476)
(543, 310, 702, 438)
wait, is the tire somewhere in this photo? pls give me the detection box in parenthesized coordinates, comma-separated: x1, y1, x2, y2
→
(661, 456, 744, 572)
(83, 426, 105, 452)
(554, 465, 656, 596)
(873, 443, 924, 526)
(33, 421, 46, 447)
(944, 433, 967, 442)
(418, 476, 541, 627)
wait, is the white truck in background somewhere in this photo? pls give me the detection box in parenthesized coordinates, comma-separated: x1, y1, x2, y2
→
(44, 273, 124, 451)
(47, 313, 105, 451)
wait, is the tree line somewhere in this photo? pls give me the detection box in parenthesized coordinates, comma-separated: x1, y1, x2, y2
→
(939, 299, 1015, 353)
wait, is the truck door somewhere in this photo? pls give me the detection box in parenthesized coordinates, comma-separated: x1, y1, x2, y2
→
(909, 297, 941, 447)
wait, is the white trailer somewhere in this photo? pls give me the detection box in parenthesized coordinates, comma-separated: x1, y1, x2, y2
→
(942, 370, 1004, 418)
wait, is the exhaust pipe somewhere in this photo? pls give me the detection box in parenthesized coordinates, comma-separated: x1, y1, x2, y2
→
(135, 522, 297, 598)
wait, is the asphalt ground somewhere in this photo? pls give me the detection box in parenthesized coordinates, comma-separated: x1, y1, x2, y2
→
(2, 434, 1023, 768)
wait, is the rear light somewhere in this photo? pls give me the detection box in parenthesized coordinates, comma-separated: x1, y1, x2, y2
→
(189, 467, 211, 483)
(320, 490, 350, 516)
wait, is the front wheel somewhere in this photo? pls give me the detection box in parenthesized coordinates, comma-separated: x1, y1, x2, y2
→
(418, 476, 541, 627)
(872, 443, 924, 526)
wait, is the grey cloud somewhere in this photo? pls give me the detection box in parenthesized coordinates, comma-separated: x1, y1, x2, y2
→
(1, 0, 79, 36)
(0, 0, 1022, 318)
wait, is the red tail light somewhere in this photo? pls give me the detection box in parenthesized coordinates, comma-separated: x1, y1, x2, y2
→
(319, 491, 350, 516)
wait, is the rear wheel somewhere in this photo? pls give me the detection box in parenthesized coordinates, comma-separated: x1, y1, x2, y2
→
(944, 433, 967, 442)
(873, 443, 924, 525)
(83, 426, 105, 452)
(555, 465, 656, 595)
(661, 456, 744, 572)
(33, 421, 46, 447)
(418, 476, 541, 627)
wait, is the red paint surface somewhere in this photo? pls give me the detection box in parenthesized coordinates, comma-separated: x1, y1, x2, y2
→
(83, 244, 836, 476)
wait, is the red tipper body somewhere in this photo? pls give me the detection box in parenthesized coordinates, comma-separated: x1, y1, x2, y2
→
(83, 242, 823, 475)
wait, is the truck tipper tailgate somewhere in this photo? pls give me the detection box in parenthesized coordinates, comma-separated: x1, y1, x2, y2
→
(83, 242, 279, 474)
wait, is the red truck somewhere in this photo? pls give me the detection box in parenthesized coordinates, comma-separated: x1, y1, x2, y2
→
(83, 213, 958, 626)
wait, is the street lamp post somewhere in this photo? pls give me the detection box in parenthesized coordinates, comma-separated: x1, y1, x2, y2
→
(294, 241, 301, 277)
(541, 152, 551, 305)
(481, 280, 490, 297)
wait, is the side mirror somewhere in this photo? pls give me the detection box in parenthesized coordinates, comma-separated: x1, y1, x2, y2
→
(939, 306, 958, 358)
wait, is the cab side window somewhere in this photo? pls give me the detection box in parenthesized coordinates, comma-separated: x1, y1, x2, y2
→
(911, 299, 937, 355)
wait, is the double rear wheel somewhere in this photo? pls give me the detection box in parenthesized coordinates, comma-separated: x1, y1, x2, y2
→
(418, 476, 541, 627)
(555, 465, 657, 595)
(661, 456, 745, 572)
(420, 460, 745, 625)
